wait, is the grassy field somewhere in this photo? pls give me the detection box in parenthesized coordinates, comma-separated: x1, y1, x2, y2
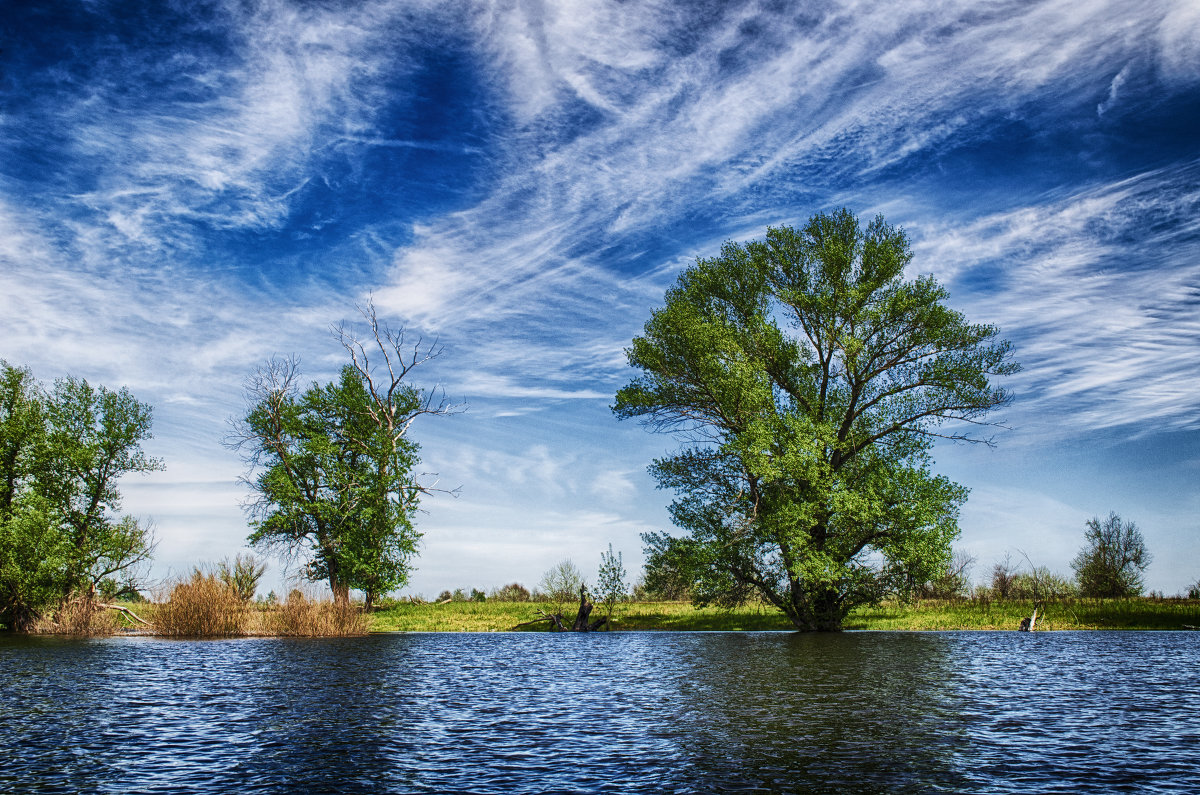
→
(370, 597, 1200, 633)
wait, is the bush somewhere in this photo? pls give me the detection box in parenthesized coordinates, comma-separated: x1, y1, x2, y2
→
(217, 554, 267, 603)
(490, 583, 530, 602)
(538, 560, 586, 605)
(32, 598, 120, 635)
(155, 571, 248, 637)
(1004, 568, 1078, 600)
(1072, 512, 1151, 598)
(1188, 581, 1200, 600)
(990, 555, 1017, 599)
(270, 590, 368, 636)
(919, 550, 975, 600)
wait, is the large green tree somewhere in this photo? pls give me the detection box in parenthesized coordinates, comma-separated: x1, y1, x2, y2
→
(0, 361, 160, 630)
(229, 303, 455, 606)
(614, 210, 1018, 630)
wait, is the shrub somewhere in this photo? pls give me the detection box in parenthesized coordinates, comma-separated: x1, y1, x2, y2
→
(991, 555, 1017, 599)
(217, 554, 268, 603)
(32, 598, 120, 635)
(919, 550, 975, 600)
(155, 571, 248, 637)
(1072, 512, 1151, 598)
(1188, 581, 1200, 600)
(469, 588, 487, 603)
(270, 590, 369, 637)
(490, 583, 531, 602)
(538, 560, 586, 605)
(1004, 568, 1078, 600)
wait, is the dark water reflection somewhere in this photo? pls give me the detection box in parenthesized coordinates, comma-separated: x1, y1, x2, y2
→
(2, 631, 1198, 793)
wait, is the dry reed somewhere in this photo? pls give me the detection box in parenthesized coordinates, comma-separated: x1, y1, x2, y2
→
(269, 590, 369, 636)
(154, 571, 248, 637)
(33, 598, 120, 635)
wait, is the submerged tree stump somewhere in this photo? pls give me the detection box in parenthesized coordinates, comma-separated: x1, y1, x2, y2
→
(1018, 601, 1042, 632)
(515, 586, 608, 632)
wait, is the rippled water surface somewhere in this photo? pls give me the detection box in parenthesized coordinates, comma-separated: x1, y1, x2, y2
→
(3, 631, 1199, 793)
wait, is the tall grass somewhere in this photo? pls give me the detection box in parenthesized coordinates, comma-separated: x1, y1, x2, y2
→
(371, 597, 1200, 632)
(269, 590, 370, 637)
(33, 598, 120, 635)
(154, 571, 248, 637)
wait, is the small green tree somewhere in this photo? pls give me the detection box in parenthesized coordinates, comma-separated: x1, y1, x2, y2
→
(217, 554, 268, 603)
(1072, 512, 1151, 598)
(538, 559, 586, 608)
(596, 544, 628, 628)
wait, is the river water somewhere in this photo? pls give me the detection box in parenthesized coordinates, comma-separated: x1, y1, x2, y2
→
(2, 631, 1198, 793)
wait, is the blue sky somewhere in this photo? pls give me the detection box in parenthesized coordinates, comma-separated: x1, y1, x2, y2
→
(2, 0, 1198, 597)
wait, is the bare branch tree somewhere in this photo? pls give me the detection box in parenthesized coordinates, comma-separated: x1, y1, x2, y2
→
(225, 301, 462, 605)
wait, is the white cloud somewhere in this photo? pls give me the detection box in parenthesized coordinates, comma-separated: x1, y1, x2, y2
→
(1097, 64, 1131, 116)
(912, 160, 1200, 437)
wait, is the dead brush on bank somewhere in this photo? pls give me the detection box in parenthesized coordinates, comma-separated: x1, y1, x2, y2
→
(33, 598, 120, 635)
(154, 571, 248, 637)
(270, 590, 370, 637)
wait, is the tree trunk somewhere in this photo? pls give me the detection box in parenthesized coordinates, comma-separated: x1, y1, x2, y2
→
(330, 576, 350, 605)
(1018, 601, 1041, 632)
(783, 584, 847, 631)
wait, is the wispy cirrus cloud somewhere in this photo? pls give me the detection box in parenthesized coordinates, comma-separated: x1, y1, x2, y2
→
(372, 0, 1200, 421)
(913, 160, 1200, 437)
(3, 0, 1198, 592)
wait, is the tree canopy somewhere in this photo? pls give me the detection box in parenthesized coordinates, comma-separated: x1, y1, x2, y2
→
(614, 209, 1019, 630)
(0, 361, 160, 630)
(228, 303, 457, 606)
(1072, 512, 1150, 598)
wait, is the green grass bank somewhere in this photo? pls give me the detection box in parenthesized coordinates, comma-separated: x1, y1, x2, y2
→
(371, 597, 1200, 633)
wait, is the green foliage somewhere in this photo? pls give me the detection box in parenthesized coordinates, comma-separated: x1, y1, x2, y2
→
(0, 361, 159, 631)
(639, 531, 695, 601)
(230, 306, 456, 608)
(613, 210, 1018, 630)
(217, 553, 268, 603)
(596, 544, 628, 626)
(0, 500, 73, 630)
(1072, 512, 1151, 598)
(489, 582, 531, 602)
(1187, 581, 1200, 600)
(917, 549, 975, 600)
(232, 362, 424, 607)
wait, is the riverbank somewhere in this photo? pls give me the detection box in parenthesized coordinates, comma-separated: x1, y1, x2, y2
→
(19, 596, 1196, 636)
(371, 597, 1200, 632)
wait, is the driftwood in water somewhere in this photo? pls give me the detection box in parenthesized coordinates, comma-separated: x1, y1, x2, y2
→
(1018, 601, 1042, 632)
(96, 602, 152, 626)
(514, 586, 608, 632)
